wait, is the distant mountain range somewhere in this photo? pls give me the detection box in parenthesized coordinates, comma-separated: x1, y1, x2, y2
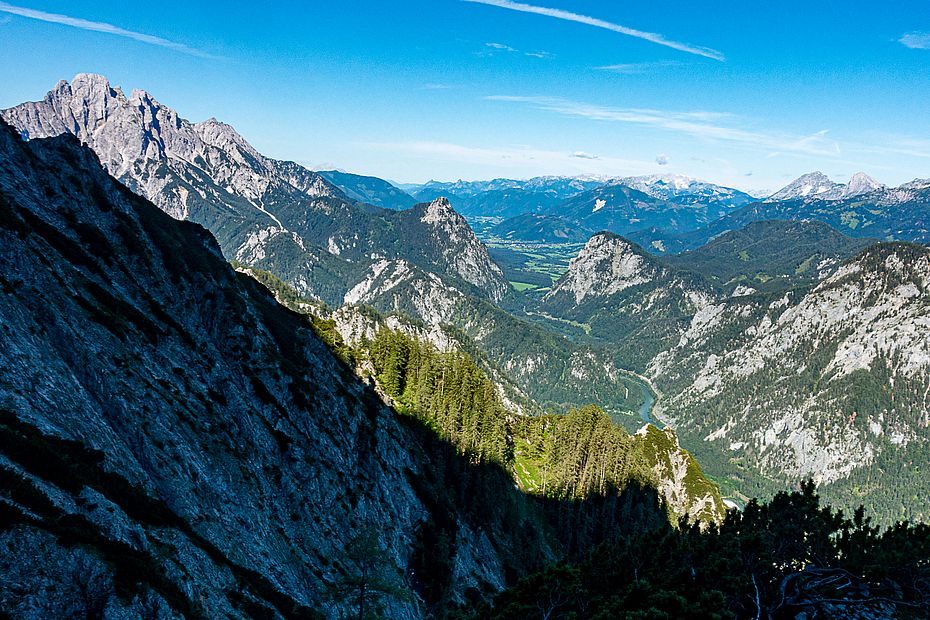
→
(617, 174, 755, 208)
(636, 173, 930, 254)
(397, 174, 753, 226)
(401, 170, 927, 253)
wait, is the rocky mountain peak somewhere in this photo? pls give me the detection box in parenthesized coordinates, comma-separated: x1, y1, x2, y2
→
(844, 171, 884, 197)
(1, 74, 345, 224)
(420, 196, 457, 223)
(768, 171, 839, 201)
(546, 232, 661, 304)
(408, 196, 509, 301)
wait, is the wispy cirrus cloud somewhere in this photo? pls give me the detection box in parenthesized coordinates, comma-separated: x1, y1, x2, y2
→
(483, 41, 551, 58)
(0, 1, 216, 58)
(899, 32, 930, 49)
(462, 0, 724, 61)
(486, 41, 518, 52)
(597, 60, 682, 74)
(485, 95, 843, 157)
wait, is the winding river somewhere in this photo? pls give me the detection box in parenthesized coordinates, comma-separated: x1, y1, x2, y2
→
(637, 382, 660, 427)
(621, 372, 664, 429)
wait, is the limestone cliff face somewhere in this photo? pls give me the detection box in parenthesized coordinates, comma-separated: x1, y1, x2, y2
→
(651, 243, 930, 511)
(0, 121, 555, 618)
(544, 233, 661, 305)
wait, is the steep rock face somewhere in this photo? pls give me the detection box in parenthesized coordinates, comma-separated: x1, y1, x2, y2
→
(2, 75, 509, 305)
(650, 244, 930, 519)
(544, 233, 664, 304)
(631, 426, 724, 524)
(343, 258, 467, 324)
(396, 198, 509, 302)
(539, 233, 714, 370)
(0, 122, 556, 618)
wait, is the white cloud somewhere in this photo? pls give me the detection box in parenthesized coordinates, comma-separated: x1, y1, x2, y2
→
(656, 154, 669, 165)
(572, 151, 599, 159)
(483, 41, 551, 59)
(0, 1, 215, 58)
(597, 61, 681, 74)
(486, 41, 517, 52)
(485, 95, 843, 157)
(462, 0, 724, 61)
(899, 32, 930, 49)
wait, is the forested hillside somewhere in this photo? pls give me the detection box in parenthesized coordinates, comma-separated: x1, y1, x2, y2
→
(282, 308, 727, 525)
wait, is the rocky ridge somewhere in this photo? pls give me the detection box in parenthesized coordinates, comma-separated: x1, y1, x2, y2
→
(2, 74, 510, 305)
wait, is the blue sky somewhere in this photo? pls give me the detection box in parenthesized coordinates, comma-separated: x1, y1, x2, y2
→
(1, 0, 929, 192)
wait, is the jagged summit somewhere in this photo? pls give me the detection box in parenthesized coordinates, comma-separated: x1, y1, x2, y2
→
(768, 172, 838, 201)
(419, 195, 456, 220)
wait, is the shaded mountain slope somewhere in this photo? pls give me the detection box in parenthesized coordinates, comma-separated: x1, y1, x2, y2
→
(317, 170, 415, 210)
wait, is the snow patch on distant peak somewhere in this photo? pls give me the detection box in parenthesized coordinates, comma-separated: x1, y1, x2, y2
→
(768, 171, 885, 202)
